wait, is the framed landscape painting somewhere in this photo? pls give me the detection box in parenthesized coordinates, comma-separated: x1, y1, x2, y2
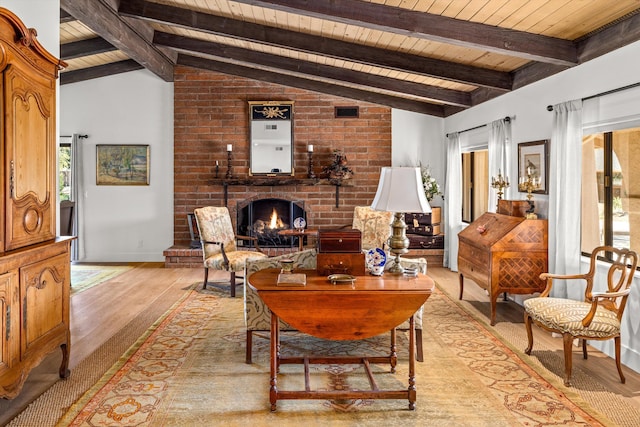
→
(96, 145, 150, 185)
(517, 140, 549, 194)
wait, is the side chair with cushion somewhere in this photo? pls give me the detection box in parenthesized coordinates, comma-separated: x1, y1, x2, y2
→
(243, 249, 428, 364)
(244, 249, 317, 364)
(523, 246, 638, 386)
(194, 206, 268, 298)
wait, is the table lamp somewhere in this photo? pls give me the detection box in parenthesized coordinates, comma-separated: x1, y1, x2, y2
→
(371, 167, 431, 274)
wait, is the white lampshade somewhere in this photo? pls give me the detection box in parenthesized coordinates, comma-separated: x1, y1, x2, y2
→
(371, 167, 432, 213)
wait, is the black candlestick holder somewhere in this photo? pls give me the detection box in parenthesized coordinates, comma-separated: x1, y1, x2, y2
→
(308, 152, 316, 179)
(226, 150, 233, 179)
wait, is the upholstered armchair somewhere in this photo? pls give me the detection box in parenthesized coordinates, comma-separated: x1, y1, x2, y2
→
(244, 249, 427, 364)
(244, 249, 317, 363)
(352, 205, 393, 250)
(524, 246, 638, 386)
(194, 206, 267, 298)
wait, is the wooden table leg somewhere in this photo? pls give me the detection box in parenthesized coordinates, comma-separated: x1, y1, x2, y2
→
(270, 311, 278, 411)
(390, 327, 397, 374)
(408, 315, 416, 410)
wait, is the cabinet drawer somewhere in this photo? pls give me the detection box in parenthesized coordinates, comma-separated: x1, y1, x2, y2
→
(458, 256, 489, 280)
(458, 244, 490, 266)
(318, 230, 361, 253)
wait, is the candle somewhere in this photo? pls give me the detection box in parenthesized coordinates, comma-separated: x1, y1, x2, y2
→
(216, 160, 219, 166)
(308, 144, 314, 152)
(227, 144, 232, 152)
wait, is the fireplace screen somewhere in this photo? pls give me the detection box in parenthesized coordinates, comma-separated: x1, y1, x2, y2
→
(237, 198, 305, 248)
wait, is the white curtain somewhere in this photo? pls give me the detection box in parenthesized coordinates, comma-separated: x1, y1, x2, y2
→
(71, 134, 86, 261)
(444, 132, 462, 270)
(487, 119, 512, 212)
(548, 100, 583, 299)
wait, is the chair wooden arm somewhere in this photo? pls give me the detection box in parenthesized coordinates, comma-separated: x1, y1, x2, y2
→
(236, 234, 263, 252)
(538, 273, 589, 297)
(539, 272, 589, 281)
(581, 289, 631, 327)
(201, 240, 230, 268)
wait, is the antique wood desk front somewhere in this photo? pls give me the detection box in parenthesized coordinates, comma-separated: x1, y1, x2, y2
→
(248, 268, 434, 411)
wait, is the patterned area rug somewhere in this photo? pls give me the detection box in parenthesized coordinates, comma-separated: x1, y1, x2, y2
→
(55, 286, 615, 426)
(70, 264, 134, 295)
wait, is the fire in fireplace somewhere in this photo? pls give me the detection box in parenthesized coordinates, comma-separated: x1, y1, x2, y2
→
(237, 198, 305, 248)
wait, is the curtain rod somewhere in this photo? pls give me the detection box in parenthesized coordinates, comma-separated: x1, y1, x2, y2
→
(59, 134, 89, 138)
(546, 81, 640, 111)
(446, 115, 514, 137)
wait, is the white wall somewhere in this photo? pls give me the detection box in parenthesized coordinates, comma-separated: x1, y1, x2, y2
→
(1, 1, 59, 55)
(60, 70, 174, 262)
(391, 109, 445, 207)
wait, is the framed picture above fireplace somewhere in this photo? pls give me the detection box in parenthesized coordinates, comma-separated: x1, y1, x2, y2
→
(249, 101, 294, 176)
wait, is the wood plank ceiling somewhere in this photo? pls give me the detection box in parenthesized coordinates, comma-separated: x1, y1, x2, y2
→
(59, 0, 640, 117)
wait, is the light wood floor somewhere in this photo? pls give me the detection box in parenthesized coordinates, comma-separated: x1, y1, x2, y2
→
(2, 264, 640, 423)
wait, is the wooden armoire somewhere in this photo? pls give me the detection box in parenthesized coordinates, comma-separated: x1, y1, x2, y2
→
(0, 8, 72, 399)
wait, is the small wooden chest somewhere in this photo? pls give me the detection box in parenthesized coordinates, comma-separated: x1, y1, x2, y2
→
(318, 229, 362, 253)
(317, 252, 366, 276)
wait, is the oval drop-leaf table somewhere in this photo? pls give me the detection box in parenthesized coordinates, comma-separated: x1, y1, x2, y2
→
(248, 268, 434, 411)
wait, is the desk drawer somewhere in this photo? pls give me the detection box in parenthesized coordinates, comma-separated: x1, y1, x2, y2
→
(318, 230, 361, 253)
(458, 256, 489, 280)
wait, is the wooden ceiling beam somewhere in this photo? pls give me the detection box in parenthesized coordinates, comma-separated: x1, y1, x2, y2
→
(61, 37, 116, 60)
(119, 0, 512, 91)
(177, 54, 454, 117)
(60, 0, 174, 82)
(60, 59, 144, 85)
(577, 11, 640, 62)
(154, 32, 472, 108)
(60, 8, 75, 23)
(233, 0, 578, 66)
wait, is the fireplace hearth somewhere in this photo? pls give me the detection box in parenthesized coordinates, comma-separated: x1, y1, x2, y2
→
(237, 198, 306, 248)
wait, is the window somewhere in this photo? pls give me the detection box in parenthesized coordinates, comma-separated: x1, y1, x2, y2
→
(59, 142, 72, 201)
(581, 127, 640, 256)
(461, 150, 489, 223)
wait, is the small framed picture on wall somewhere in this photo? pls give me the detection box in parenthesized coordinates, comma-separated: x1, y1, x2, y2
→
(96, 144, 150, 185)
(518, 140, 549, 194)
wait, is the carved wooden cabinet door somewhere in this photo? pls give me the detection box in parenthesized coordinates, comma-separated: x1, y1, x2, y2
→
(19, 253, 69, 359)
(2, 46, 58, 251)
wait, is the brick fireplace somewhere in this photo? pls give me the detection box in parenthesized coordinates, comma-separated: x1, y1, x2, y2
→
(163, 66, 443, 268)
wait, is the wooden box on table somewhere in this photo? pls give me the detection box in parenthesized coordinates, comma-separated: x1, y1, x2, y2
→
(457, 212, 548, 325)
(318, 229, 362, 253)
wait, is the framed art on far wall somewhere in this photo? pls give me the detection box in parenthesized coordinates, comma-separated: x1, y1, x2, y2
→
(518, 140, 549, 194)
(96, 144, 150, 185)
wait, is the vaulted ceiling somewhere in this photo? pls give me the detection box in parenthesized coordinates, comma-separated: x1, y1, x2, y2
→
(59, 0, 640, 117)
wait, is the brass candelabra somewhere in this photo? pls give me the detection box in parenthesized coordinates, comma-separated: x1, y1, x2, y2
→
(491, 170, 510, 204)
(518, 171, 541, 219)
(518, 173, 541, 201)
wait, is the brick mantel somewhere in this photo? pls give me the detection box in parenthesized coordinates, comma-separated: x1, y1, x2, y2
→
(172, 66, 392, 250)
